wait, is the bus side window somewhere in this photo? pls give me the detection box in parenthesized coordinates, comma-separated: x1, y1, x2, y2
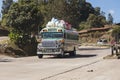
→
(65, 33, 70, 40)
(64, 32, 79, 40)
(64, 33, 66, 39)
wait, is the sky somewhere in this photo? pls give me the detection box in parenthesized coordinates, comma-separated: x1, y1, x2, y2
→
(86, 0, 120, 23)
(0, 0, 119, 23)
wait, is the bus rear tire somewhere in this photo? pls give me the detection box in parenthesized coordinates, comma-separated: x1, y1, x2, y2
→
(38, 54, 43, 58)
(69, 47, 76, 56)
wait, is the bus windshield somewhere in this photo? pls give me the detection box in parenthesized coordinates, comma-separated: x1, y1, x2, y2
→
(41, 32, 63, 39)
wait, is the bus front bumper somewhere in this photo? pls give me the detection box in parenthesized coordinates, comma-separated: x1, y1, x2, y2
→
(37, 48, 62, 55)
(37, 51, 62, 55)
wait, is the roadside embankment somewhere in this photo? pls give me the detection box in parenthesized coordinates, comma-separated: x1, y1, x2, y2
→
(79, 43, 110, 50)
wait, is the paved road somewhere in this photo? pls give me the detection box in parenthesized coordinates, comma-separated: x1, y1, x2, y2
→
(0, 36, 9, 40)
(0, 48, 120, 80)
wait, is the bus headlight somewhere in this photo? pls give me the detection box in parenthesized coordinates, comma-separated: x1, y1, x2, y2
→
(59, 39, 64, 43)
(57, 40, 64, 48)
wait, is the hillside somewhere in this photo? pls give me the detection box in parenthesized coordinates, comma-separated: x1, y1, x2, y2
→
(78, 25, 113, 43)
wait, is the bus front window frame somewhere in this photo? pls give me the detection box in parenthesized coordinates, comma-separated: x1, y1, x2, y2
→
(41, 32, 64, 39)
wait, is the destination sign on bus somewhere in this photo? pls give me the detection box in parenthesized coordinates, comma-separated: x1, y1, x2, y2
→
(48, 29, 57, 32)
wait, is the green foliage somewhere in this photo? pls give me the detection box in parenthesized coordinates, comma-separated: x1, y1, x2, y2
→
(107, 13, 113, 24)
(80, 2, 94, 21)
(1, 0, 13, 15)
(87, 14, 106, 27)
(1, 14, 11, 30)
(39, 0, 95, 29)
(2, 0, 43, 43)
(1, 0, 44, 55)
(1, 0, 108, 32)
(79, 21, 89, 30)
(94, 7, 100, 15)
(7, 1, 43, 33)
(9, 31, 20, 43)
(79, 13, 106, 30)
(112, 25, 120, 37)
(44, 0, 68, 23)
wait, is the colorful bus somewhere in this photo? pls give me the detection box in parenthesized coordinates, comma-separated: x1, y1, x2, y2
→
(37, 19, 79, 58)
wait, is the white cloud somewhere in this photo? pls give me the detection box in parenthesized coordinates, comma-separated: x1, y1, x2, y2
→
(108, 10, 115, 14)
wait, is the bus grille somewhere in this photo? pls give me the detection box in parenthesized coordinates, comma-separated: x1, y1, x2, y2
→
(42, 41, 56, 47)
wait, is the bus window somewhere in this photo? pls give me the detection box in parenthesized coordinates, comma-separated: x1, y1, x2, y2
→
(65, 32, 79, 40)
(41, 32, 63, 39)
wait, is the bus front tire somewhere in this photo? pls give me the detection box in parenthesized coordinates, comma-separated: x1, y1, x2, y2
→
(38, 54, 43, 58)
(57, 49, 64, 58)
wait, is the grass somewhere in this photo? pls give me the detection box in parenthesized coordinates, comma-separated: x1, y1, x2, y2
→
(103, 55, 119, 59)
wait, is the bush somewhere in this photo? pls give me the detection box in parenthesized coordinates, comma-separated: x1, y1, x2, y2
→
(9, 31, 20, 44)
(8, 31, 38, 57)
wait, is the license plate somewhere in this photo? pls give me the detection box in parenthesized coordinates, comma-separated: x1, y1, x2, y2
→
(46, 49, 52, 52)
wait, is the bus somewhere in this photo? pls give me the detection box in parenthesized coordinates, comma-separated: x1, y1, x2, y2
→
(37, 21, 79, 58)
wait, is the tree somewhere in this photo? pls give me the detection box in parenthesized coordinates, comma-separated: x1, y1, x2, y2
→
(79, 2, 94, 21)
(79, 13, 106, 30)
(42, 0, 95, 29)
(2, 0, 43, 44)
(79, 6, 107, 30)
(36, 0, 99, 29)
(1, 0, 13, 15)
(100, 11, 105, 17)
(94, 7, 100, 15)
(1, 0, 44, 56)
(107, 13, 113, 24)
(45, 0, 67, 21)
(64, 0, 81, 28)
(112, 25, 120, 42)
